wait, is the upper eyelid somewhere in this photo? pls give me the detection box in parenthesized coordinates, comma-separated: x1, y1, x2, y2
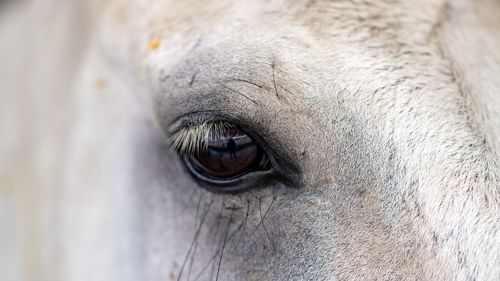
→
(166, 111, 277, 160)
(166, 110, 236, 137)
(168, 120, 235, 156)
(154, 72, 286, 128)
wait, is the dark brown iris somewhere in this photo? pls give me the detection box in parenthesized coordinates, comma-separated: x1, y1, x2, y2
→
(186, 128, 269, 180)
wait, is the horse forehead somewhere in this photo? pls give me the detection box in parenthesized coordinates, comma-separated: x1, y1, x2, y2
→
(122, 0, 445, 39)
(122, 0, 448, 81)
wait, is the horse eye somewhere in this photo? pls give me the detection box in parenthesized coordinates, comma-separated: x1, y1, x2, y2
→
(184, 128, 270, 185)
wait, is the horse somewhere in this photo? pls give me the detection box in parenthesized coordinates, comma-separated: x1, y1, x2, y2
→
(0, 0, 499, 280)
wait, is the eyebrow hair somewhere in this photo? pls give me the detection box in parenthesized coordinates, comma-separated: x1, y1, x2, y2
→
(169, 121, 235, 156)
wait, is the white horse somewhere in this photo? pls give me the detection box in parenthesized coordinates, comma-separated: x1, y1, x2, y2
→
(1, 0, 499, 280)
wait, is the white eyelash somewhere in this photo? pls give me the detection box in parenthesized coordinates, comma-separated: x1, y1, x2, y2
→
(169, 121, 235, 156)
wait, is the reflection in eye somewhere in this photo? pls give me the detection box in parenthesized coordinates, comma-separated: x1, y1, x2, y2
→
(187, 128, 269, 179)
(170, 121, 270, 185)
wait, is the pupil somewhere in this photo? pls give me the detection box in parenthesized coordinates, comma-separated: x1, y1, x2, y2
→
(188, 130, 264, 179)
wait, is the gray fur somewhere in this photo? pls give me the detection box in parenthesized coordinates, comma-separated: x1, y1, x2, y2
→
(0, 0, 499, 280)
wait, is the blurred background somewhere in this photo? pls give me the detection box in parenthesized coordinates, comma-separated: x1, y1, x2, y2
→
(1, 1, 89, 280)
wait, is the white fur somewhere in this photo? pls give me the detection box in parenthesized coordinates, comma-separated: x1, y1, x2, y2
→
(1, 0, 499, 280)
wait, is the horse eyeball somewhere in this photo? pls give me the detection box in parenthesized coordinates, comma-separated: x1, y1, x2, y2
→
(184, 129, 269, 182)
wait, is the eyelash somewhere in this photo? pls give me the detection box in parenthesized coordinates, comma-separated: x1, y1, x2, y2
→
(169, 121, 236, 156)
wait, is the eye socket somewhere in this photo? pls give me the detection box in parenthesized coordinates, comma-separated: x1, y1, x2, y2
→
(184, 128, 270, 185)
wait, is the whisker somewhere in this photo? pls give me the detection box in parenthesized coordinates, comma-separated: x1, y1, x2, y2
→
(186, 195, 205, 280)
(237, 200, 250, 244)
(279, 85, 296, 96)
(224, 78, 266, 90)
(259, 197, 276, 252)
(194, 195, 203, 226)
(177, 200, 212, 281)
(271, 60, 280, 99)
(216, 210, 234, 281)
(225, 202, 250, 246)
(192, 246, 223, 281)
(208, 202, 226, 281)
(210, 202, 225, 237)
(220, 84, 258, 105)
(192, 206, 248, 281)
(251, 196, 275, 236)
(186, 238, 200, 281)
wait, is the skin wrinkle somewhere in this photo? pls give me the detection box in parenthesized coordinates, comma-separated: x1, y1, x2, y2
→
(1, 0, 500, 281)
